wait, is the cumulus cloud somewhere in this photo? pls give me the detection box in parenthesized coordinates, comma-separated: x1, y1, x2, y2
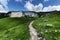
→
(24, 1, 60, 12)
(24, 1, 43, 12)
(42, 5, 60, 12)
(0, 0, 9, 13)
(15, 0, 60, 12)
(0, 5, 6, 12)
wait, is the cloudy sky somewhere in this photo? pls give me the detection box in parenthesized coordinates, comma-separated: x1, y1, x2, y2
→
(0, 0, 60, 12)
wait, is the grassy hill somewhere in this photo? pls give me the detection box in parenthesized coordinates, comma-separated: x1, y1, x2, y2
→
(0, 17, 35, 40)
(33, 12, 60, 40)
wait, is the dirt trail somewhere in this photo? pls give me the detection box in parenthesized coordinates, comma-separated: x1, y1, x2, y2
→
(29, 21, 38, 40)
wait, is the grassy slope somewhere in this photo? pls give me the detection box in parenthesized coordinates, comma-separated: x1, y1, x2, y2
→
(0, 17, 34, 40)
(33, 13, 60, 40)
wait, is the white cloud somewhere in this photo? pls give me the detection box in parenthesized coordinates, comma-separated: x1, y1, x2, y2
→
(42, 5, 60, 12)
(24, 1, 34, 11)
(24, 1, 43, 12)
(44, 0, 49, 2)
(16, 0, 60, 12)
(24, 1, 60, 12)
(0, 0, 9, 13)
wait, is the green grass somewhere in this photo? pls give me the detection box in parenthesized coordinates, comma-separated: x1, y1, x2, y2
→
(33, 13, 60, 40)
(0, 17, 35, 40)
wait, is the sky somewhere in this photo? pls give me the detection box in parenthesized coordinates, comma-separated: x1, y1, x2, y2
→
(0, 0, 60, 12)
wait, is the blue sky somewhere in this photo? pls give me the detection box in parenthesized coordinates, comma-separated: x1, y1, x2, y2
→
(0, 0, 60, 12)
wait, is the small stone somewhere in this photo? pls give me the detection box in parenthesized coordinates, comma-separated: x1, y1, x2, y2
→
(46, 24, 54, 27)
(55, 30, 58, 32)
(40, 32, 44, 34)
(38, 37, 42, 40)
(45, 30, 48, 32)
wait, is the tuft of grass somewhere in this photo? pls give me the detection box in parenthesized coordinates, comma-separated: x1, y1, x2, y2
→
(0, 17, 35, 40)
